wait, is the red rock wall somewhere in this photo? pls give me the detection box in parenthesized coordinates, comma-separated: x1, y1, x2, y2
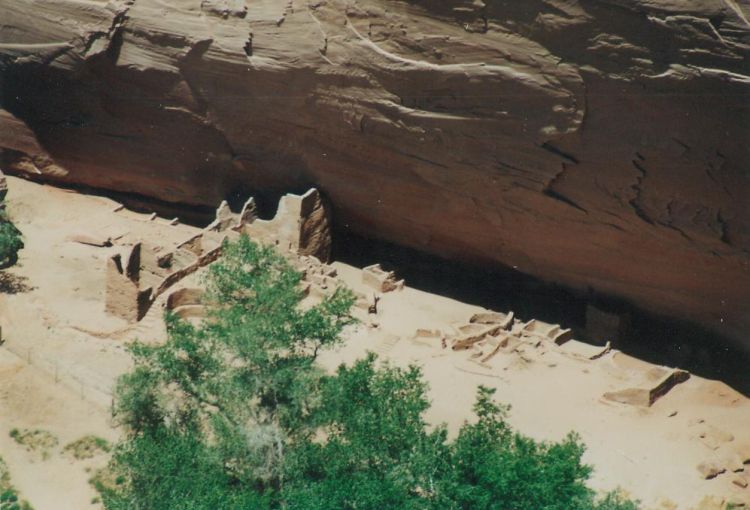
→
(0, 0, 748, 346)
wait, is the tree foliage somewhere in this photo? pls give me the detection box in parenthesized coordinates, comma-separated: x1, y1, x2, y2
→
(282, 353, 450, 510)
(102, 235, 639, 510)
(283, 358, 637, 510)
(104, 235, 355, 508)
(0, 207, 22, 270)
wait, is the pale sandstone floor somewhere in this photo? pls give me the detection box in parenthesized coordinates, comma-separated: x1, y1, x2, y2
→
(0, 176, 748, 509)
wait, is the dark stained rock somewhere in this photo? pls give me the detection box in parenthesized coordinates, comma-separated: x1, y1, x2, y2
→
(0, 169, 6, 202)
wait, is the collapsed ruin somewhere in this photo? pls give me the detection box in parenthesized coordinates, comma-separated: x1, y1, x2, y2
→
(105, 187, 696, 413)
(361, 264, 404, 293)
(103, 185, 698, 418)
(104, 230, 225, 322)
(405, 309, 690, 410)
(240, 188, 331, 262)
(105, 243, 153, 322)
(603, 366, 690, 407)
(165, 287, 205, 321)
(105, 189, 332, 323)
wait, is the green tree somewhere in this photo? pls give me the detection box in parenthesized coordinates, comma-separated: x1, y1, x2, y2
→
(104, 235, 355, 508)
(0, 456, 33, 510)
(441, 386, 598, 510)
(282, 353, 452, 510)
(103, 235, 638, 510)
(94, 429, 270, 510)
(283, 360, 637, 510)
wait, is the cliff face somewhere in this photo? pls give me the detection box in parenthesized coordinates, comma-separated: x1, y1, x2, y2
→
(0, 0, 748, 346)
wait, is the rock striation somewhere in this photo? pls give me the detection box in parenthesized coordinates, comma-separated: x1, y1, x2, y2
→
(0, 0, 748, 347)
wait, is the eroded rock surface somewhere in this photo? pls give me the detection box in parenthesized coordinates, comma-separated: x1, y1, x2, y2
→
(0, 0, 748, 346)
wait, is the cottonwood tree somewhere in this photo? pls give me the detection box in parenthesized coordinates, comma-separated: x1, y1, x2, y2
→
(283, 358, 638, 510)
(101, 235, 638, 510)
(108, 235, 355, 502)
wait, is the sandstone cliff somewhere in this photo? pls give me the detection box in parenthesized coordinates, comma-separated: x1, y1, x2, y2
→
(0, 0, 748, 347)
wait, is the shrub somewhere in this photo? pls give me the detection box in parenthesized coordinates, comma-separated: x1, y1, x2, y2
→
(9, 429, 58, 460)
(0, 208, 22, 270)
(63, 436, 111, 460)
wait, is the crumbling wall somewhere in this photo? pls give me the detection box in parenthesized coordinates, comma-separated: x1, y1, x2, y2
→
(166, 287, 206, 321)
(105, 243, 152, 322)
(603, 368, 690, 407)
(242, 189, 331, 262)
(105, 221, 231, 322)
(361, 264, 404, 293)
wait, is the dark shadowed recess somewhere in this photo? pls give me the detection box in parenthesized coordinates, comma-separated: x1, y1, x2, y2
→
(4, 179, 313, 227)
(3, 175, 747, 395)
(332, 227, 750, 397)
(109, 188, 216, 226)
(13, 179, 218, 227)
